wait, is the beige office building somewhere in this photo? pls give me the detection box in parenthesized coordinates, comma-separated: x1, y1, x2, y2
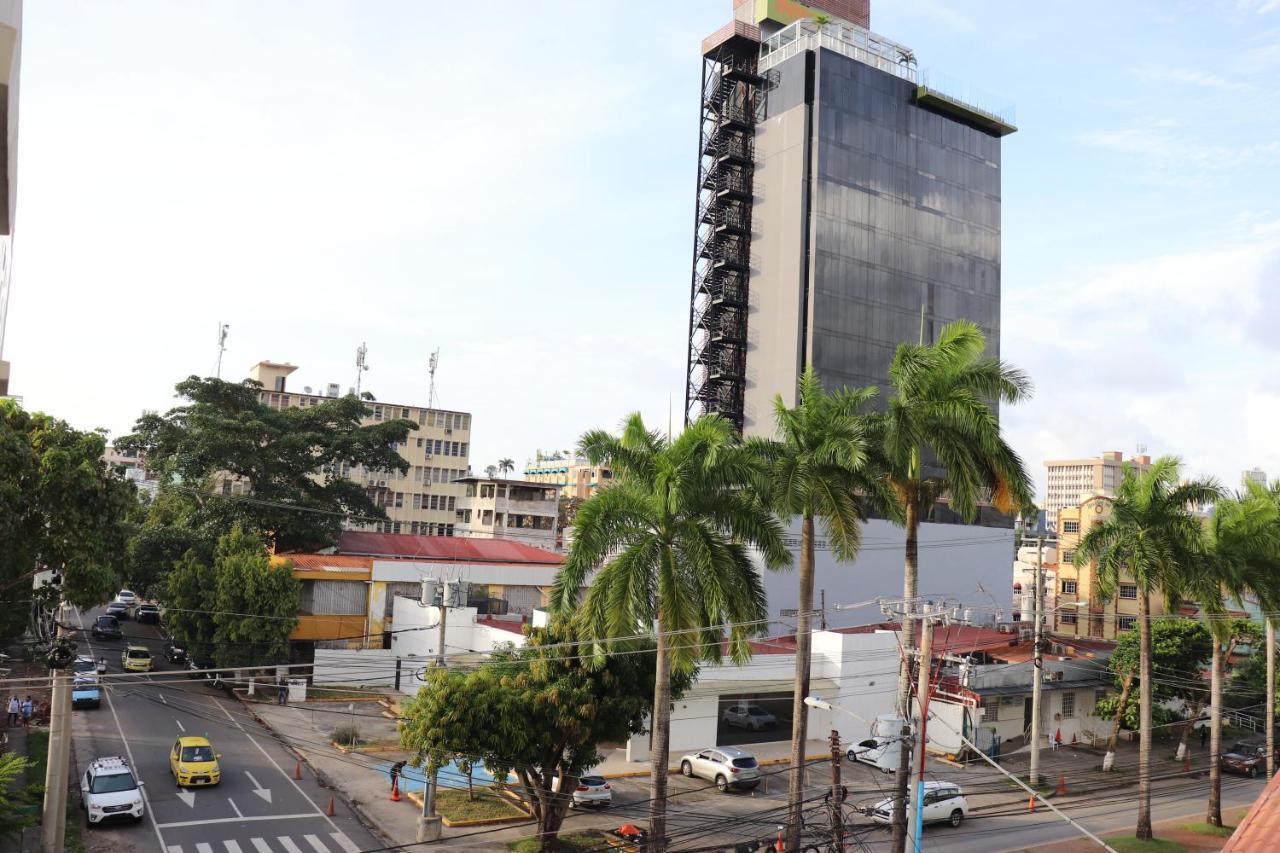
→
(454, 476, 559, 550)
(247, 361, 472, 536)
(522, 451, 613, 500)
(1043, 451, 1151, 530)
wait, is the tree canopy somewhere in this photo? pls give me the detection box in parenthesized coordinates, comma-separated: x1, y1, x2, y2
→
(117, 376, 417, 552)
(1098, 619, 1212, 729)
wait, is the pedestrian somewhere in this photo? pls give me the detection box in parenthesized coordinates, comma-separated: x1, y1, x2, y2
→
(1200, 723, 1208, 749)
(390, 760, 406, 792)
(5, 696, 17, 727)
(277, 679, 288, 706)
(20, 696, 32, 728)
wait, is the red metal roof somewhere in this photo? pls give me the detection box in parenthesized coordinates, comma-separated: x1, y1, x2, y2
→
(1222, 770, 1280, 851)
(476, 616, 527, 636)
(337, 532, 562, 565)
(280, 554, 372, 570)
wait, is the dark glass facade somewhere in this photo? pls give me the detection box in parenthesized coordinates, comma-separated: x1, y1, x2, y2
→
(809, 50, 1002, 403)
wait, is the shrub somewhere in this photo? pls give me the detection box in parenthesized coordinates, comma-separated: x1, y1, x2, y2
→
(331, 726, 361, 748)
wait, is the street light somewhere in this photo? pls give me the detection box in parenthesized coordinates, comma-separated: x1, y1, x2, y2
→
(803, 696, 832, 712)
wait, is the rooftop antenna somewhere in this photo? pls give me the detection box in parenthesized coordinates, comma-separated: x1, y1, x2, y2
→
(427, 348, 440, 409)
(1136, 442, 1147, 458)
(215, 322, 229, 379)
(355, 343, 369, 397)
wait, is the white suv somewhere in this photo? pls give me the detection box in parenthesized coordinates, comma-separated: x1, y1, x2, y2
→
(870, 780, 967, 828)
(81, 757, 145, 825)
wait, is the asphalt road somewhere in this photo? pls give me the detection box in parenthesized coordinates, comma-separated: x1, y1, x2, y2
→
(69, 606, 384, 853)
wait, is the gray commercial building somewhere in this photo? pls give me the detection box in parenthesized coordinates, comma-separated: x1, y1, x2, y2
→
(684, 0, 1014, 437)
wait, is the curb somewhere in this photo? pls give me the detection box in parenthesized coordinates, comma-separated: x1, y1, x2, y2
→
(404, 788, 533, 827)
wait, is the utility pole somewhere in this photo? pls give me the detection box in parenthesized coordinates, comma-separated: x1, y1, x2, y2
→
(829, 729, 844, 853)
(1029, 536, 1045, 787)
(426, 349, 440, 410)
(214, 322, 229, 379)
(418, 578, 450, 845)
(41, 601, 72, 853)
(354, 343, 369, 398)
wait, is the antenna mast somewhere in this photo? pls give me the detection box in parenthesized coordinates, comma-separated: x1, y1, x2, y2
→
(355, 342, 369, 397)
(215, 322, 229, 379)
(427, 348, 440, 409)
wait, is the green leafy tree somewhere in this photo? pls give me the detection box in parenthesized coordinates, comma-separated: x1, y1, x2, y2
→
(746, 367, 884, 847)
(1095, 619, 1212, 733)
(877, 320, 1032, 849)
(210, 526, 299, 669)
(0, 752, 41, 839)
(117, 376, 416, 552)
(126, 523, 209, 601)
(166, 549, 218, 661)
(400, 625, 689, 851)
(1073, 458, 1223, 841)
(550, 414, 789, 851)
(0, 401, 137, 642)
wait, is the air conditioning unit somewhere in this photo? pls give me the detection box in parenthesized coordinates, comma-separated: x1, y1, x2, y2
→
(997, 624, 1014, 634)
(377, 480, 388, 488)
(1018, 628, 1033, 641)
(445, 428, 453, 435)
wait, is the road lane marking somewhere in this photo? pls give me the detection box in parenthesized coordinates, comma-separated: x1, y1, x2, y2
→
(229, 797, 243, 817)
(251, 838, 272, 853)
(197, 844, 214, 853)
(176, 789, 196, 808)
(246, 770, 273, 803)
(175, 719, 185, 732)
(277, 837, 305, 853)
(303, 835, 330, 853)
(156, 813, 322, 829)
(224, 842, 244, 853)
(329, 833, 359, 853)
(167, 847, 183, 853)
(160, 693, 168, 705)
(76, 607, 170, 853)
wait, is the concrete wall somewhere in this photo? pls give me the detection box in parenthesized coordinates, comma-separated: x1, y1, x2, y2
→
(389, 597, 527, 692)
(760, 517, 1016, 620)
(312, 647, 400, 689)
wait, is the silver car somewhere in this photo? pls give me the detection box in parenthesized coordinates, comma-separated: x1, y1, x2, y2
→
(679, 746, 761, 792)
(721, 703, 778, 732)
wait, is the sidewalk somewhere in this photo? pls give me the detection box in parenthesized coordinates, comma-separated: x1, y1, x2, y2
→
(593, 738, 832, 777)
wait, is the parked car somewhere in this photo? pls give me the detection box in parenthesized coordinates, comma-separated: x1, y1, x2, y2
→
(554, 771, 612, 808)
(1221, 738, 1280, 778)
(136, 604, 161, 625)
(188, 655, 224, 685)
(105, 602, 130, 620)
(163, 640, 188, 665)
(847, 736, 897, 774)
(721, 703, 778, 732)
(80, 756, 144, 825)
(169, 735, 221, 786)
(869, 780, 968, 828)
(73, 656, 99, 683)
(120, 644, 153, 673)
(114, 590, 138, 607)
(91, 615, 122, 641)
(73, 678, 102, 710)
(679, 747, 761, 792)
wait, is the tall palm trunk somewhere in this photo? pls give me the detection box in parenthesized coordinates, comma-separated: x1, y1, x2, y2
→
(890, 494, 919, 853)
(1207, 639, 1224, 825)
(649, 605, 673, 853)
(1137, 590, 1153, 840)
(1268, 620, 1276, 780)
(1102, 670, 1135, 772)
(786, 514, 816, 851)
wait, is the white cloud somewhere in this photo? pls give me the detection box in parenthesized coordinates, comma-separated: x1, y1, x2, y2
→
(1133, 64, 1250, 90)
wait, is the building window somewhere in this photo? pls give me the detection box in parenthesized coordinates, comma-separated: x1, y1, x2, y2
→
(410, 521, 420, 535)
(372, 405, 383, 422)
(460, 443, 468, 456)
(1118, 616, 1137, 631)
(392, 522, 401, 534)
(1062, 521, 1079, 534)
(413, 494, 422, 510)
(445, 524, 455, 536)
(1095, 689, 1108, 707)
(1062, 550, 1075, 563)
(1061, 580, 1077, 594)
(447, 496, 456, 511)
(434, 440, 443, 454)
(401, 408, 410, 419)
(1061, 693, 1076, 719)
(394, 493, 404, 508)
(1119, 584, 1137, 600)
(978, 697, 996, 722)
(1060, 612, 1078, 625)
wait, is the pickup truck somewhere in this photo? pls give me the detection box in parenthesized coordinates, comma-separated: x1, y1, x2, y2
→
(72, 678, 101, 710)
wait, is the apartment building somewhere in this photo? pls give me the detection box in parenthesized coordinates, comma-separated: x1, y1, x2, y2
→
(1044, 451, 1151, 529)
(247, 361, 471, 536)
(103, 443, 159, 499)
(454, 475, 559, 550)
(522, 451, 613, 499)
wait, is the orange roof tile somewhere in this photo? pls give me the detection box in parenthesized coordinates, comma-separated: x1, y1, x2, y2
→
(1221, 770, 1280, 851)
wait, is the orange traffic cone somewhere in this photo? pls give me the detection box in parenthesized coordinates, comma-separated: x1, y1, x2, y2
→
(1071, 731, 1078, 745)
(326, 795, 336, 817)
(1028, 793, 1037, 812)
(294, 761, 302, 780)
(1057, 774, 1066, 796)
(775, 828, 784, 852)
(390, 777, 400, 802)
(1184, 754, 1191, 774)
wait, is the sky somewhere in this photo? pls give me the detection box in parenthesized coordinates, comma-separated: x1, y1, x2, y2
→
(4, 0, 1280, 503)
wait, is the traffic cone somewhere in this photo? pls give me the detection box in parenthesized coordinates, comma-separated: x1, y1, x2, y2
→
(1072, 731, 1078, 745)
(1028, 793, 1037, 812)
(1184, 754, 1191, 774)
(390, 777, 400, 802)
(1057, 774, 1066, 796)
(775, 828, 784, 852)
(294, 760, 302, 781)
(326, 795, 336, 817)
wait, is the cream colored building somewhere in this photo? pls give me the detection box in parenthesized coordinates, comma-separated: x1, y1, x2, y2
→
(454, 476, 559, 550)
(522, 451, 613, 499)
(247, 361, 471, 536)
(1052, 496, 1168, 641)
(0, 1, 21, 398)
(1044, 451, 1151, 529)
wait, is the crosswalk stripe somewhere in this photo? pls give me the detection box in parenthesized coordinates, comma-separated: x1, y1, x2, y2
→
(329, 833, 359, 853)
(277, 838, 305, 853)
(225, 842, 244, 853)
(303, 835, 330, 853)
(197, 844, 214, 853)
(167, 846, 184, 853)
(250, 839, 272, 853)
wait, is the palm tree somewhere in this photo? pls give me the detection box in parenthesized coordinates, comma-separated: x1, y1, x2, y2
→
(550, 414, 789, 852)
(747, 368, 885, 850)
(878, 320, 1032, 851)
(498, 458, 515, 479)
(1073, 458, 1223, 840)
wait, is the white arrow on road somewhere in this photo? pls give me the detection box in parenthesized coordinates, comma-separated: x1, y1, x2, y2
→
(245, 771, 272, 803)
(176, 789, 196, 808)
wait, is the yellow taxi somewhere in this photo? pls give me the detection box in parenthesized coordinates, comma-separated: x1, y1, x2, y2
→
(169, 736, 221, 786)
(120, 644, 152, 672)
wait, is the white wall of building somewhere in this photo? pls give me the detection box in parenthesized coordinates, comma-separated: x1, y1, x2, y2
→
(389, 596, 527, 693)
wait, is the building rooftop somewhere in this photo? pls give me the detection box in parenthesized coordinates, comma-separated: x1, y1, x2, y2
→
(337, 532, 561, 565)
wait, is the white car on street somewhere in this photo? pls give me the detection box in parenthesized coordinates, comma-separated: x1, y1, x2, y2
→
(869, 780, 967, 828)
(846, 736, 897, 773)
(679, 746, 761, 792)
(114, 590, 138, 607)
(81, 756, 145, 826)
(555, 771, 612, 808)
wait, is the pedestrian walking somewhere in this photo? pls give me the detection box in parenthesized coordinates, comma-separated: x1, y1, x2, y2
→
(390, 760, 406, 792)
(20, 696, 32, 728)
(6, 696, 17, 727)
(1200, 723, 1208, 749)
(277, 679, 288, 705)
